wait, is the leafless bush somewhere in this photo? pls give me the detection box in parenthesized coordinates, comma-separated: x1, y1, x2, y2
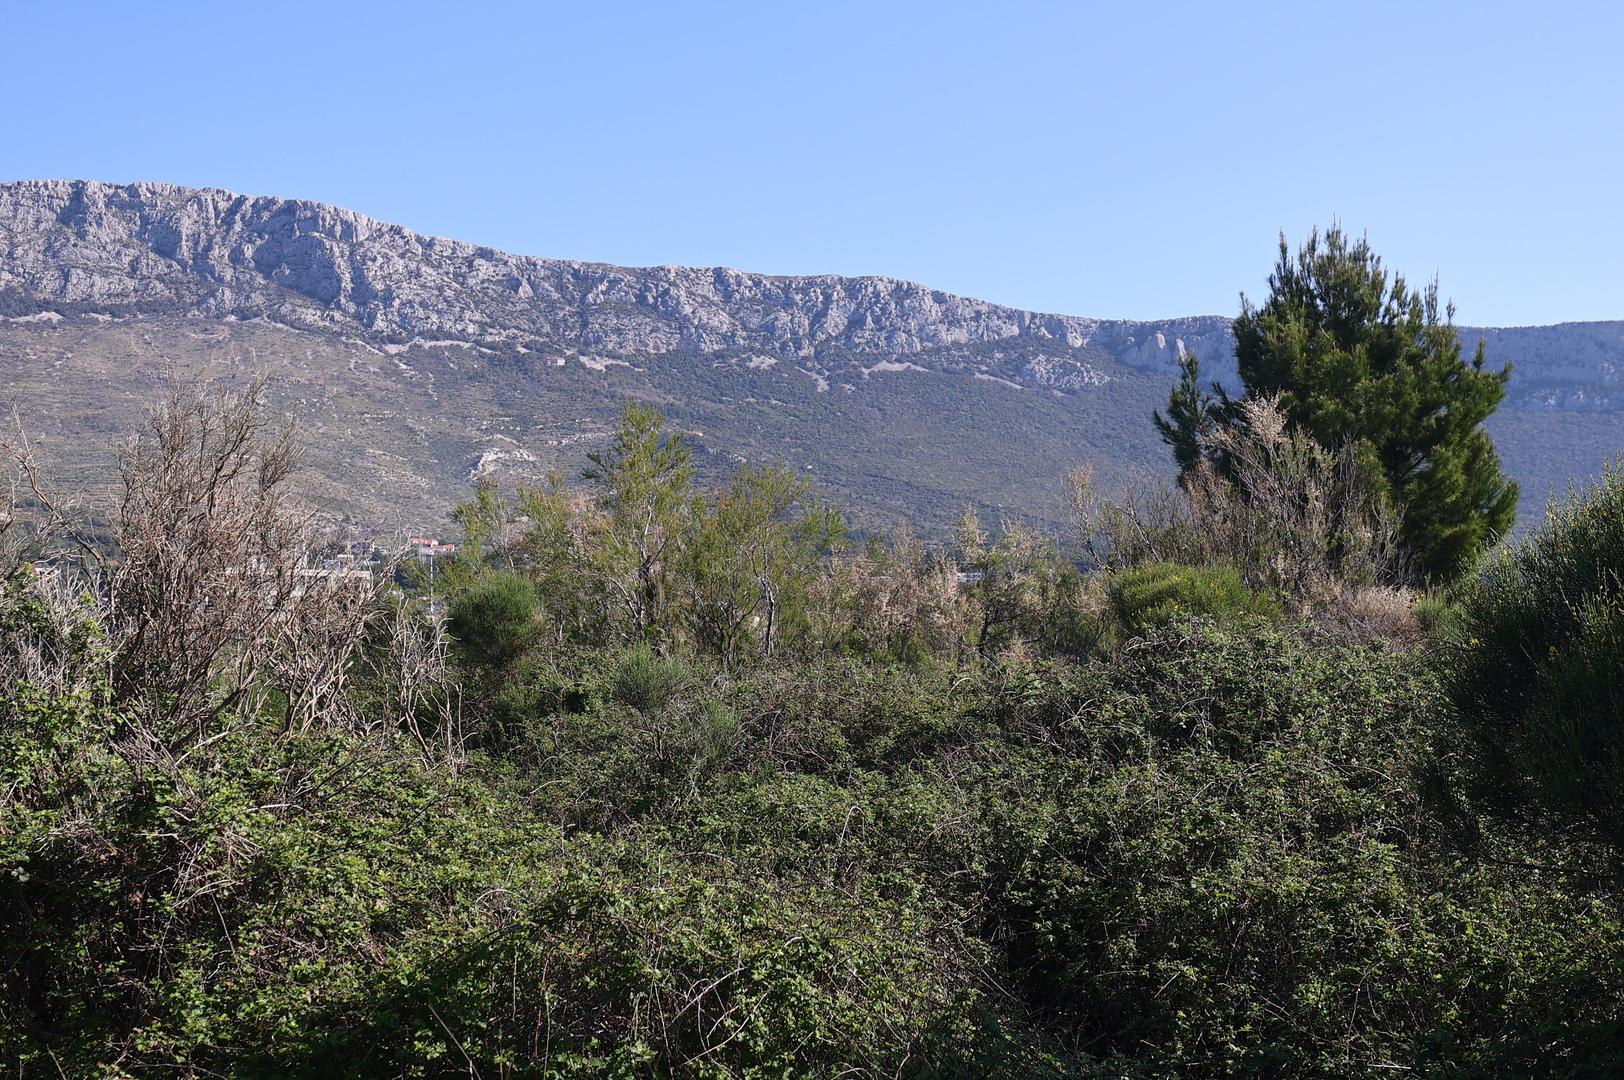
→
(49, 377, 399, 749)
(1067, 465, 1205, 571)
(0, 413, 110, 700)
(1, 377, 475, 765)
(368, 601, 466, 771)
(1189, 396, 1405, 600)
(0, 410, 92, 586)
(1071, 399, 1405, 612)
(265, 568, 393, 735)
(103, 378, 305, 734)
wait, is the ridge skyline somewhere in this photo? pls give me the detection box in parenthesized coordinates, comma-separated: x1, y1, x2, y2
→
(0, 177, 1602, 337)
(0, 177, 1618, 539)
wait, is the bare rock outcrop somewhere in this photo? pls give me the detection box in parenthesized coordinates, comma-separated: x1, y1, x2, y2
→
(0, 179, 1108, 360)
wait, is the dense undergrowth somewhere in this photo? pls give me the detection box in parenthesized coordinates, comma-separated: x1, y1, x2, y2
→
(2, 391, 1623, 1076)
(8, 615, 1623, 1076)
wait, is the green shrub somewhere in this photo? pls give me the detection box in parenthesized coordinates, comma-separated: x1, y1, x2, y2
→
(12, 546, 1624, 1075)
(1107, 561, 1280, 639)
(1446, 460, 1624, 846)
(1, 706, 1020, 1077)
(982, 622, 1624, 1076)
(610, 643, 692, 715)
(690, 698, 740, 763)
(1412, 588, 1463, 641)
(446, 572, 541, 668)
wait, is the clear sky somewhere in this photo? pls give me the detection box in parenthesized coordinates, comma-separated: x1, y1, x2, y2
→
(3, 0, 1618, 326)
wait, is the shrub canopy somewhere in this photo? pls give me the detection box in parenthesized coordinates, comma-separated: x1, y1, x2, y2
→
(1447, 460, 1624, 847)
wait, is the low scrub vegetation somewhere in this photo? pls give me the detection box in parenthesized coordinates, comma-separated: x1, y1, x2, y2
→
(1106, 560, 1280, 638)
(1445, 458, 1624, 850)
(2, 377, 1621, 1077)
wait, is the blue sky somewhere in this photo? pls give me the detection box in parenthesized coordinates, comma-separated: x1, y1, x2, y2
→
(4, 1, 1618, 325)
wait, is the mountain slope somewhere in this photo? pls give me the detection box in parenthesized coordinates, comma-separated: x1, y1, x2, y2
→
(0, 179, 1106, 361)
(0, 179, 1618, 535)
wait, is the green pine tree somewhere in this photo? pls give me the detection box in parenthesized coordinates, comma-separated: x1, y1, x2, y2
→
(1152, 350, 1224, 473)
(1159, 226, 1517, 582)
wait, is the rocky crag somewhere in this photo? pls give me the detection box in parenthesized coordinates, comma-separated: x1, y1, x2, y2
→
(0, 179, 1617, 531)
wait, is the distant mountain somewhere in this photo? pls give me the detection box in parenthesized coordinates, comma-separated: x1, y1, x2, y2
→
(0, 179, 1618, 534)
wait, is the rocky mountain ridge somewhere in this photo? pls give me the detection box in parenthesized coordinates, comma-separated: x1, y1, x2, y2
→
(0, 179, 1100, 352)
(0, 179, 1618, 532)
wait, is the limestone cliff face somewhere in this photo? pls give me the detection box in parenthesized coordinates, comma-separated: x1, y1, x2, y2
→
(0, 179, 1105, 359)
(0, 179, 1617, 410)
(0, 179, 1616, 535)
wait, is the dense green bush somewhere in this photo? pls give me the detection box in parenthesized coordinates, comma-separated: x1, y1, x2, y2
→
(610, 643, 693, 715)
(446, 571, 542, 668)
(2, 709, 1022, 1076)
(1107, 561, 1280, 639)
(1412, 588, 1464, 641)
(1446, 460, 1624, 847)
(8, 593, 1624, 1075)
(978, 623, 1624, 1076)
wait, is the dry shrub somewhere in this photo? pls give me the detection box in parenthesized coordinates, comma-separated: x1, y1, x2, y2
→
(1316, 585, 1423, 646)
(992, 635, 1038, 678)
(98, 378, 396, 743)
(1071, 398, 1406, 622)
(368, 600, 466, 771)
(959, 507, 1101, 657)
(1190, 396, 1404, 599)
(1068, 465, 1205, 571)
(818, 527, 975, 663)
(0, 568, 107, 694)
(0, 416, 109, 690)
(0, 378, 416, 751)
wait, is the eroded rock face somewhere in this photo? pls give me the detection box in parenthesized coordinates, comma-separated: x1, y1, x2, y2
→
(1083, 317, 1238, 380)
(0, 179, 1108, 358)
(0, 180, 1617, 537)
(2, 179, 1617, 411)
